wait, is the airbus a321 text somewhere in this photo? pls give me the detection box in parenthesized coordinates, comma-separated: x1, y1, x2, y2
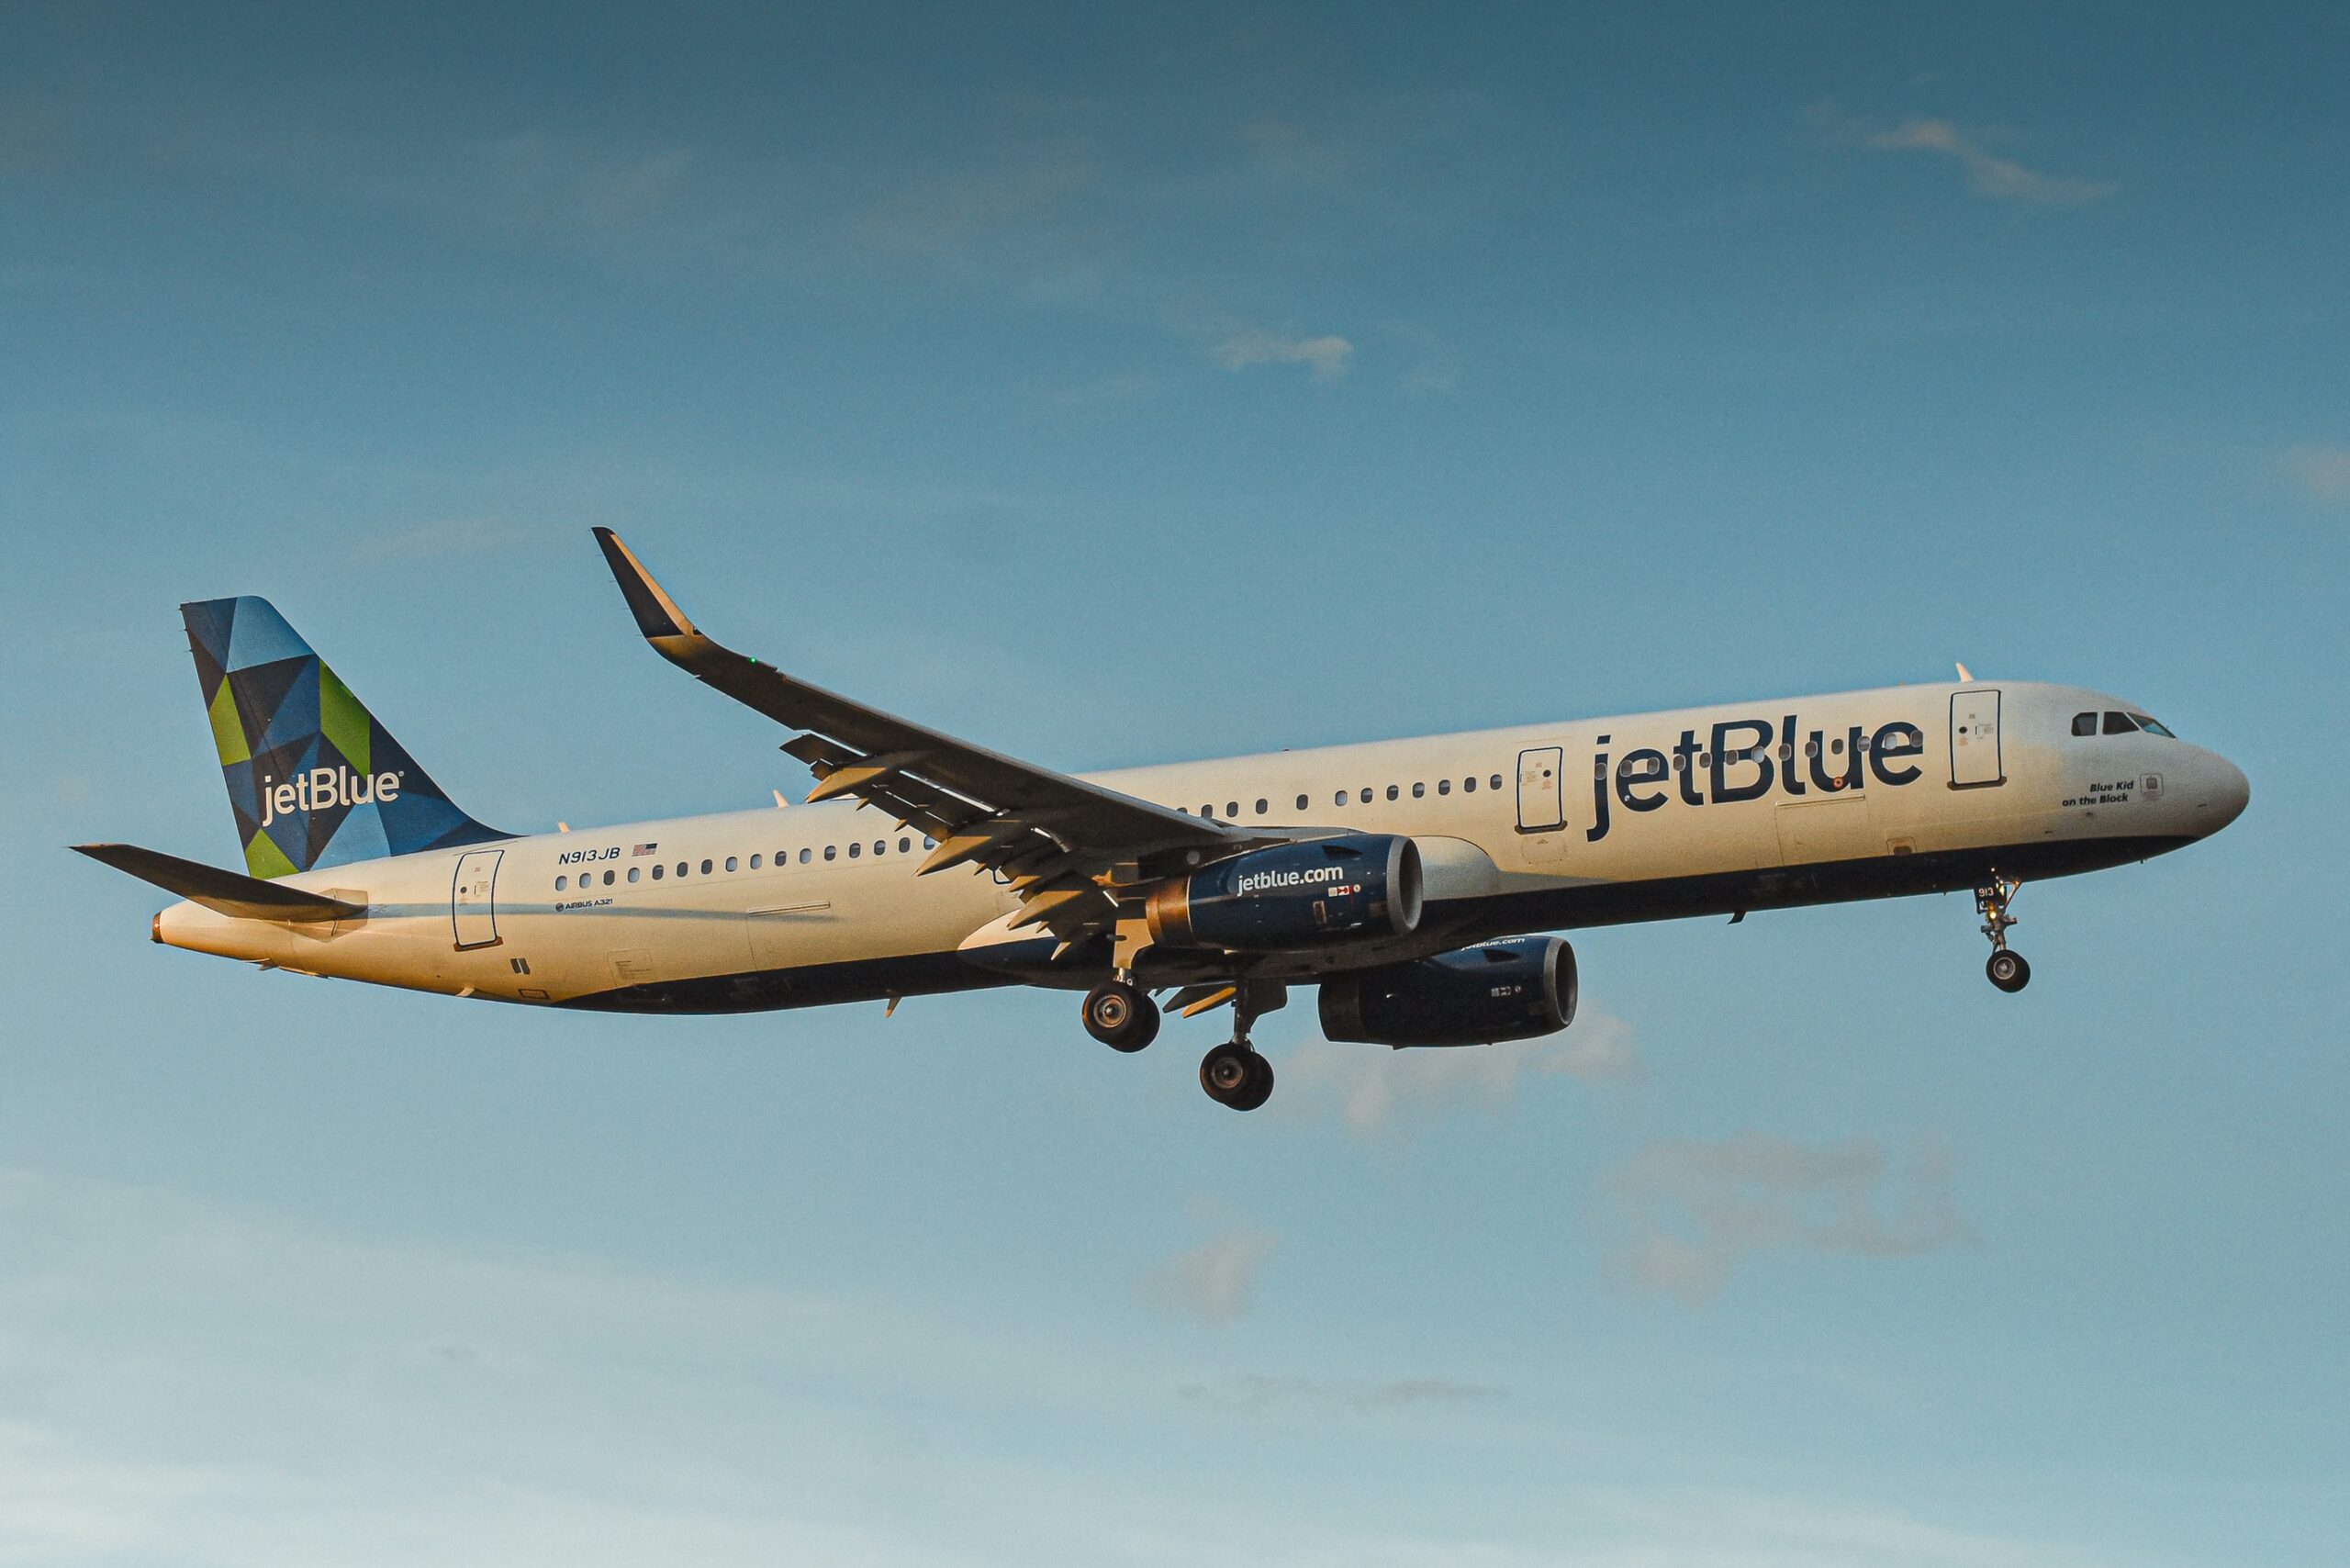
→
(79, 531, 2250, 1111)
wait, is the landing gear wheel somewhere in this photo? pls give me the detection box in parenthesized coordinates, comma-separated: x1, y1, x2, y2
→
(1234, 1053, 1274, 1112)
(1082, 980, 1158, 1051)
(1986, 950, 2031, 992)
(1200, 1042, 1271, 1110)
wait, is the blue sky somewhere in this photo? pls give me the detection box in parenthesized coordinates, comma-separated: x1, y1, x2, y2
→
(4, 4, 2346, 1563)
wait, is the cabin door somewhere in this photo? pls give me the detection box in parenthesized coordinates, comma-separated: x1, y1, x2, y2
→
(1516, 746, 1565, 834)
(451, 848, 504, 949)
(1949, 689, 2005, 788)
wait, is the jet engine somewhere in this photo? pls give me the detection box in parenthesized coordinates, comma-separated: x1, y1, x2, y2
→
(1145, 834, 1423, 952)
(1317, 935, 1577, 1047)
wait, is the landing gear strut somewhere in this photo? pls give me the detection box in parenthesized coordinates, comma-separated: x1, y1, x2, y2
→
(1081, 978, 1158, 1051)
(1198, 980, 1282, 1112)
(1975, 872, 2031, 993)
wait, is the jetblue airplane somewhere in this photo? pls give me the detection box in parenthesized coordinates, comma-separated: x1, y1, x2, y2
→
(79, 531, 2250, 1110)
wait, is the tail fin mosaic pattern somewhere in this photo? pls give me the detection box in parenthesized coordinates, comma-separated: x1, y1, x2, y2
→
(181, 596, 508, 878)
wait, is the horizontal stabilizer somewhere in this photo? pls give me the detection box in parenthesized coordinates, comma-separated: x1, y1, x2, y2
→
(73, 843, 365, 923)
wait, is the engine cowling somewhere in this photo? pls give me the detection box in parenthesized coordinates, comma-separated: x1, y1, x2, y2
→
(1145, 834, 1423, 953)
(1318, 936, 1577, 1047)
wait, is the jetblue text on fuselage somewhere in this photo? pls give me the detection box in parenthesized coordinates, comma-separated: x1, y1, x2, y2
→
(1584, 716, 1926, 843)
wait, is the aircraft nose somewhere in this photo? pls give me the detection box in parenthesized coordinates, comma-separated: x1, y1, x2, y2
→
(2197, 753, 2250, 834)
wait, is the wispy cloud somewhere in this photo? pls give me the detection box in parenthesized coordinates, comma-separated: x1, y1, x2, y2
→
(1815, 107, 2115, 206)
(1139, 1205, 1275, 1325)
(856, 155, 1094, 254)
(1607, 1133, 1975, 1303)
(2285, 443, 2350, 505)
(1214, 330, 1354, 380)
(1179, 1374, 1505, 1412)
(351, 515, 525, 562)
(1281, 1010, 1643, 1137)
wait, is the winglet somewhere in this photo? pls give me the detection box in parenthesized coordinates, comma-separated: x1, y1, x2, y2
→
(74, 842, 366, 923)
(592, 528, 698, 642)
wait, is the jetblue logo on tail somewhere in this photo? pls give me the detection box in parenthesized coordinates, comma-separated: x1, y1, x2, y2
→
(259, 767, 404, 828)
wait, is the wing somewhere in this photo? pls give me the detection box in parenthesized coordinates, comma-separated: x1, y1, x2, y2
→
(592, 529, 1247, 941)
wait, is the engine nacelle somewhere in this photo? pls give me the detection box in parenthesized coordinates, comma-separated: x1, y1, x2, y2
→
(1145, 834, 1423, 953)
(1318, 936, 1577, 1047)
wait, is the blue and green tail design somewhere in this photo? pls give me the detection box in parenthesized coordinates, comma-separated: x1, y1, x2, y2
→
(181, 596, 508, 878)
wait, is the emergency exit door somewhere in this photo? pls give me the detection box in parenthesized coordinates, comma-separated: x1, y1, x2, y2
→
(1949, 689, 2004, 788)
(451, 848, 504, 949)
(1516, 746, 1565, 833)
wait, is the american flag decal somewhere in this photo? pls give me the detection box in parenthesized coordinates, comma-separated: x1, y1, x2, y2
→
(632, 842, 659, 856)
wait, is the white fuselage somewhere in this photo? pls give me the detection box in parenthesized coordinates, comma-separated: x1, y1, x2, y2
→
(153, 680, 2248, 1014)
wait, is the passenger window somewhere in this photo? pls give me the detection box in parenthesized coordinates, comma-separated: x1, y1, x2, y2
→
(652, 864, 665, 880)
(1335, 790, 1348, 807)
(1360, 788, 1373, 803)
(1489, 774, 1503, 790)
(1463, 777, 1476, 793)
(848, 842, 861, 858)
(873, 841, 885, 856)
(1201, 803, 1214, 818)
(1438, 778, 1451, 795)
(702, 859, 714, 875)
(1412, 782, 1425, 798)
(824, 846, 836, 861)
(555, 875, 567, 891)
(675, 862, 687, 877)
(749, 855, 760, 869)
(2072, 711, 2097, 736)
(1255, 799, 1268, 815)
(603, 869, 615, 886)
(1225, 801, 1238, 818)
(1295, 794, 1308, 811)
(899, 837, 911, 853)
(626, 867, 639, 883)
(2103, 711, 2138, 734)
(1386, 785, 1399, 801)
(800, 848, 812, 864)
(923, 836, 936, 849)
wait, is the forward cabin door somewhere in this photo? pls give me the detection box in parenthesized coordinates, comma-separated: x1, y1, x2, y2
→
(1949, 689, 2005, 788)
(1516, 746, 1565, 834)
(451, 848, 503, 949)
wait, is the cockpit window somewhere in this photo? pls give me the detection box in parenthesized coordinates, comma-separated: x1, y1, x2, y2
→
(2130, 714, 2176, 738)
(2072, 711, 2097, 736)
(2102, 711, 2139, 734)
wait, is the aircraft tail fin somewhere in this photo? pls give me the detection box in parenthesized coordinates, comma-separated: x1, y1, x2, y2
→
(179, 596, 508, 878)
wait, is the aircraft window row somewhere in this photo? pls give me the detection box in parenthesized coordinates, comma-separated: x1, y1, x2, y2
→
(1189, 775, 1512, 821)
(2074, 710, 2176, 738)
(554, 834, 938, 890)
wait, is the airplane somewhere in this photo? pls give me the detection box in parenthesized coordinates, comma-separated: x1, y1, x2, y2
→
(77, 530, 2251, 1111)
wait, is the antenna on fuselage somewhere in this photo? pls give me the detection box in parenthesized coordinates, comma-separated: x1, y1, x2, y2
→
(1955, 662, 1975, 682)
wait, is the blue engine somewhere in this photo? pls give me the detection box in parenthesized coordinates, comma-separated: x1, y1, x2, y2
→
(1145, 834, 1423, 952)
(1317, 936, 1577, 1047)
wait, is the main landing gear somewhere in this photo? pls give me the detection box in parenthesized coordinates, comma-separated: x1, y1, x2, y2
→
(1976, 872, 2031, 993)
(1081, 978, 1159, 1052)
(1080, 974, 1279, 1110)
(1198, 980, 1281, 1113)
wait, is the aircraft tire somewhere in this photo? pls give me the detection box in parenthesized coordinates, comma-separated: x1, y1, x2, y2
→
(1200, 1042, 1253, 1105)
(1083, 980, 1157, 1050)
(1986, 951, 2031, 992)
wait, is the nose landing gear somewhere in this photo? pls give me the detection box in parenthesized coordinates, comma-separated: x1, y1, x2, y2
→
(1976, 873, 2031, 992)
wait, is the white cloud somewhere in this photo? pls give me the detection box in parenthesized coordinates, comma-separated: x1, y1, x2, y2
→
(2285, 444, 2350, 505)
(1607, 1133, 1975, 1303)
(1817, 108, 2115, 206)
(1139, 1207, 1276, 1325)
(1281, 1010, 1644, 1137)
(1214, 330, 1355, 380)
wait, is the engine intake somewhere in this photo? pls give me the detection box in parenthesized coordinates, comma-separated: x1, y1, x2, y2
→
(1318, 936, 1577, 1047)
(1146, 834, 1423, 952)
